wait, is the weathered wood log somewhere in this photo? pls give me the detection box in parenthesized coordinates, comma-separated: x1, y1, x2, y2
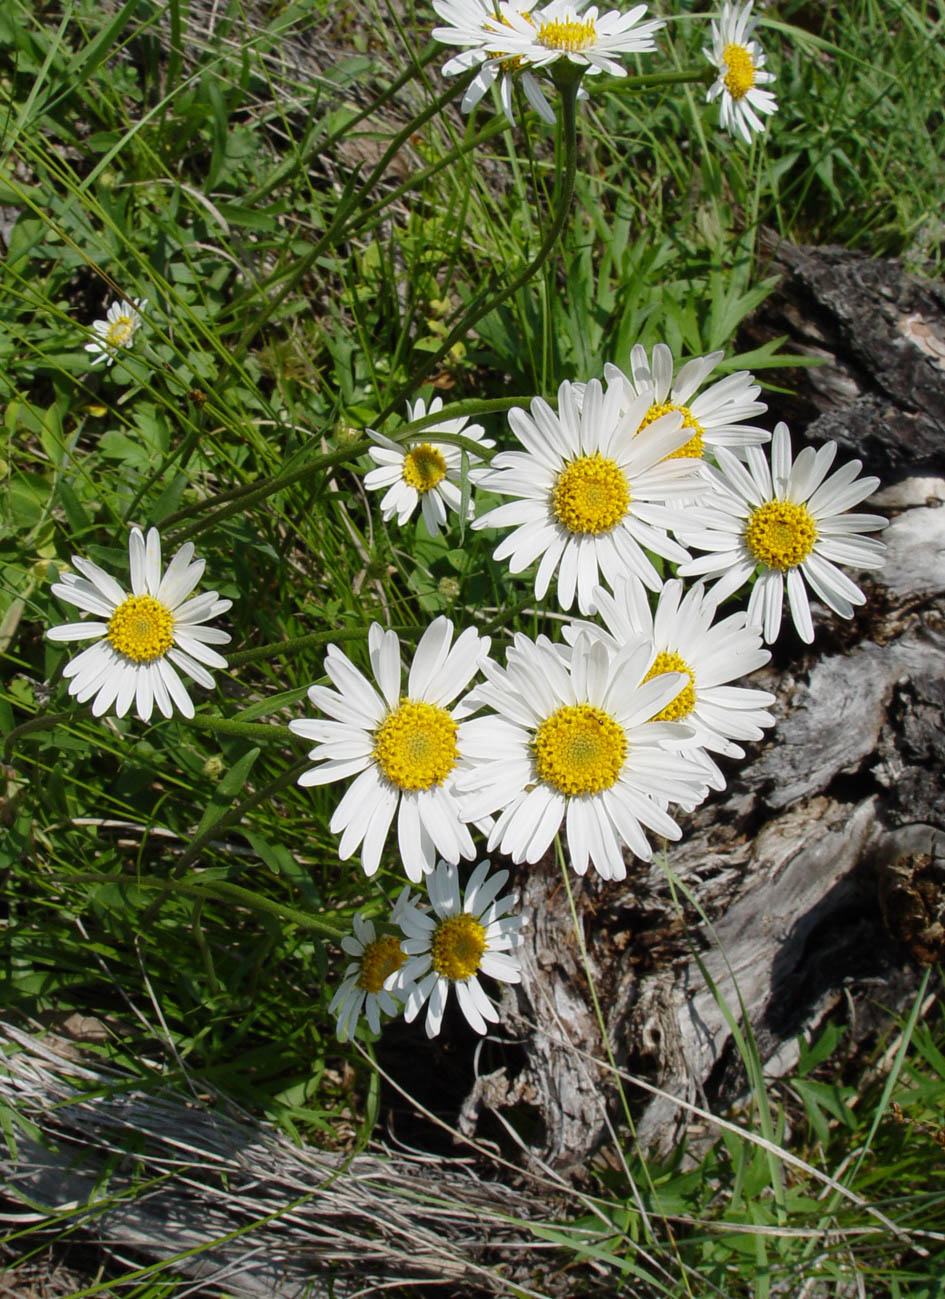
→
(460, 242, 945, 1168)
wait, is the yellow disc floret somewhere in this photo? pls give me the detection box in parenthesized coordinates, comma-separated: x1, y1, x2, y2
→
(107, 594, 175, 663)
(357, 935, 405, 994)
(745, 500, 818, 571)
(105, 314, 136, 347)
(552, 454, 630, 535)
(643, 650, 697, 722)
(638, 401, 705, 460)
(431, 913, 487, 981)
(373, 698, 459, 791)
(533, 704, 627, 797)
(722, 43, 755, 99)
(538, 17, 597, 51)
(402, 443, 448, 494)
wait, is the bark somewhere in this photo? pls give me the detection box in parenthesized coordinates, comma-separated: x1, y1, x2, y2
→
(460, 242, 945, 1169)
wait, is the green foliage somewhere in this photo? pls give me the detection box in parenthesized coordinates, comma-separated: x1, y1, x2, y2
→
(2, 0, 944, 1293)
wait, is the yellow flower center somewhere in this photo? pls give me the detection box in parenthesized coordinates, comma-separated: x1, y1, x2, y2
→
(551, 454, 630, 535)
(373, 698, 459, 791)
(105, 315, 136, 347)
(538, 17, 597, 51)
(106, 594, 175, 663)
(357, 935, 405, 994)
(723, 43, 755, 100)
(402, 443, 447, 494)
(642, 651, 697, 722)
(431, 913, 487, 981)
(533, 704, 627, 797)
(638, 401, 705, 460)
(745, 500, 818, 571)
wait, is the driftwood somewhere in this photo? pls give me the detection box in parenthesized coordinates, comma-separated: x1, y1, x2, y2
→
(460, 241, 945, 1168)
(0, 1023, 566, 1298)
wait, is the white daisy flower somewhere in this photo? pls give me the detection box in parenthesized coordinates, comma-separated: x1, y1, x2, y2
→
(329, 890, 417, 1042)
(492, 0, 665, 78)
(705, 0, 778, 144)
(678, 423, 888, 644)
(433, 0, 556, 123)
(46, 527, 231, 723)
(604, 341, 770, 458)
(84, 297, 147, 367)
(364, 396, 494, 536)
(397, 860, 523, 1038)
(458, 632, 708, 881)
(566, 574, 776, 792)
(432, 0, 661, 125)
(472, 377, 701, 615)
(289, 618, 491, 882)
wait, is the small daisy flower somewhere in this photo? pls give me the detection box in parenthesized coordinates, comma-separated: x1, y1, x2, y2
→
(398, 860, 523, 1038)
(289, 618, 491, 882)
(472, 378, 701, 615)
(46, 527, 231, 722)
(458, 632, 708, 880)
(678, 423, 888, 644)
(364, 396, 494, 536)
(566, 575, 776, 791)
(705, 0, 777, 144)
(605, 342, 770, 459)
(329, 890, 417, 1042)
(85, 297, 147, 367)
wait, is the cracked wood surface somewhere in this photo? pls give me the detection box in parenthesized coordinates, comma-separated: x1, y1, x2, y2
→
(463, 242, 945, 1168)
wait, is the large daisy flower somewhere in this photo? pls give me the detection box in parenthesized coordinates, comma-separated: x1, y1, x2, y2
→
(46, 526, 231, 722)
(364, 396, 494, 536)
(472, 378, 701, 615)
(85, 296, 147, 367)
(289, 618, 491, 881)
(566, 575, 776, 792)
(678, 423, 888, 643)
(329, 889, 417, 1042)
(705, 0, 777, 144)
(604, 342, 770, 459)
(397, 860, 523, 1038)
(458, 632, 708, 880)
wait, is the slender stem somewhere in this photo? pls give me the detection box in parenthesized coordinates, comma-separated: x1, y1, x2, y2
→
(60, 871, 345, 939)
(171, 757, 310, 877)
(372, 77, 582, 427)
(3, 708, 77, 757)
(163, 397, 525, 543)
(177, 715, 294, 741)
(228, 623, 412, 670)
(228, 67, 478, 357)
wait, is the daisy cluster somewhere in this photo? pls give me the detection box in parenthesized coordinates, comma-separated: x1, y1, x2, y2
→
(40, 5, 867, 1049)
(45, 338, 888, 1042)
(433, 0, 779, 142)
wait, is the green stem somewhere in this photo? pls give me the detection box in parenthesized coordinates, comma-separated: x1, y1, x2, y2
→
(371, 76, 582, 427)
(228, 623, 411, 670)
(62, 871, 345, 939)
(163, 397, 525, 543)
(177, 715, 294, 741)
(171, 757, 309, 877)
(3, 708, 78, 757)
(227, 67, 478, 358)
(344, 113, 511, 242)
(609, 65, 710, 94)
